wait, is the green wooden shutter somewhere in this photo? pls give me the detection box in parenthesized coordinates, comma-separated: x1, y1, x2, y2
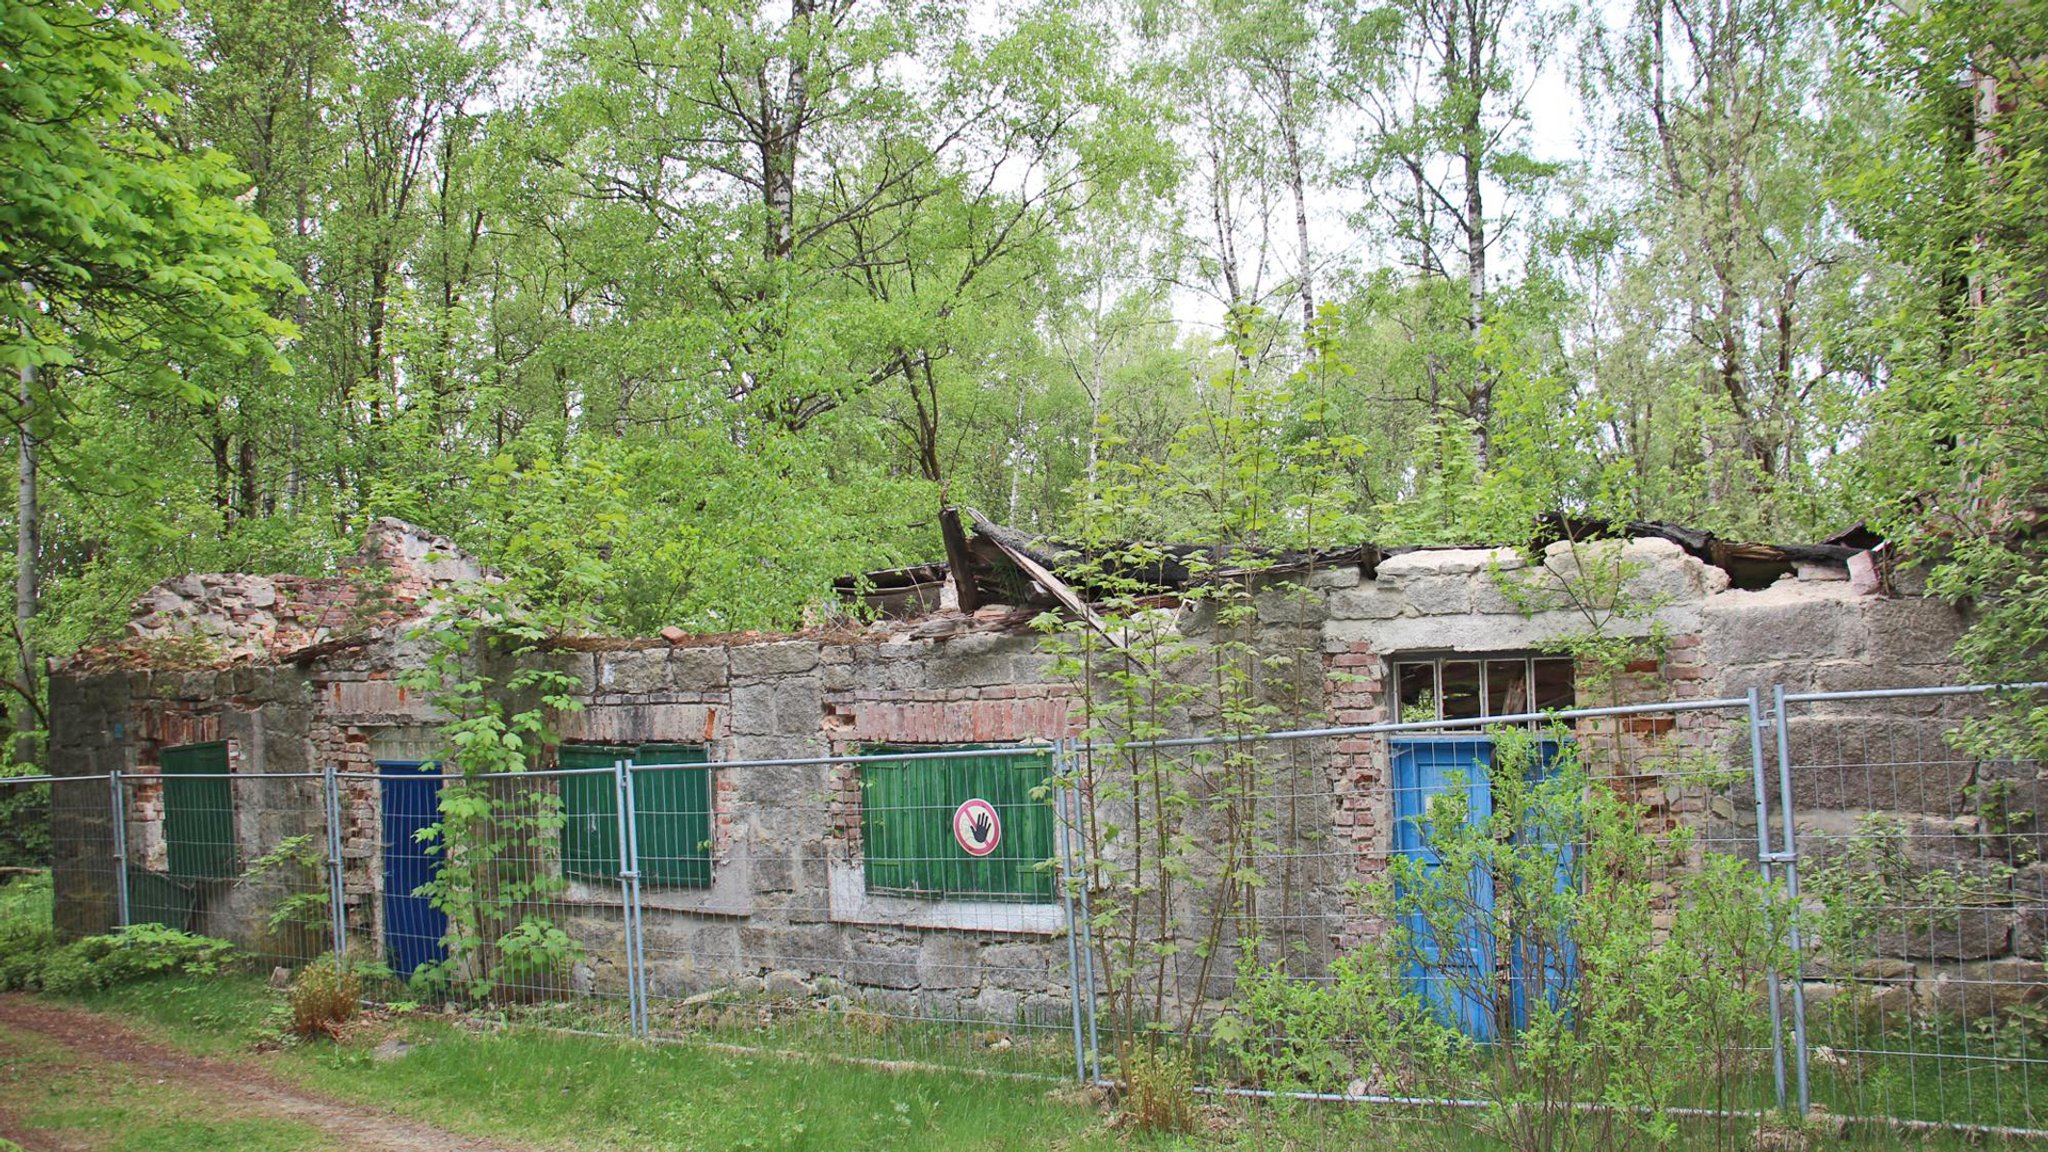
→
(558, 744, 712, 888)
(861, 745, 1054, 902)
(558, 745, 622, 882)
(161, 742, 237, 881)
(631, 744, 712, 888)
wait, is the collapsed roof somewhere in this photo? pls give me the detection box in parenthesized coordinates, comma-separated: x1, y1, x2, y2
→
(833, 507, 1879, 620)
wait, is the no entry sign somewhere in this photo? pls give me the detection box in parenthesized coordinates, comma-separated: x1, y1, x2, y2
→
(952, 797, 1002, 856)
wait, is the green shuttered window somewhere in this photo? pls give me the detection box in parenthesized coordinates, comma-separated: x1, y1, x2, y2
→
(559, 744, 712, 887)
(161, 742, 237, 880)
(861, 745, 1055, 902)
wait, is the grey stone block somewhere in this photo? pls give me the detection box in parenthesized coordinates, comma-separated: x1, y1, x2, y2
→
(980, 943, 1053, 991)
(1862, 598, 1970, 669)
(925, 633, 1037, 689)
(1010, 652, 1059, 685)
(1255, 588, 1327, 625)
(731, 641, 821, 679)
(917, 935, 981, 989)
(729, 683, 780, 736)
(771, 679, 823, 732)
(766, 969, 812, 997)
(971, 985, 1022, 1022)
(1401, 575, 1472, 616)
(749, 852, 795, 895)
(598, 652, 667, 694)
(1703, 587, 1865, 666)
(667, 647, 731, 689)
(1782, 717, 1975, 813)
(844, 943, 921, 990)
(1308, 566, 1361, 590)
(1876, 907, 2013, 963)
(1918, 958, 2046, 1018)
(1325, 586, 1405, 621)
(1379, 547, 1522, 580)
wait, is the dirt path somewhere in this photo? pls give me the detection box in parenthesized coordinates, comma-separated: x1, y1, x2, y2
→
(0, 996, 538, 1152)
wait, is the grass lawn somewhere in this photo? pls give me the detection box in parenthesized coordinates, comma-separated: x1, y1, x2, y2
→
(20, 975, 2026, 1151)
(73, 975, 1169, 1152)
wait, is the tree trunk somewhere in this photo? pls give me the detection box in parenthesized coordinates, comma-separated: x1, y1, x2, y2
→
(14, 355, 36, 764)
(237, 433, 260, 520)
(211, 423, 234, 528)
(1461, 2, 1492, 470)
(1278, 66, 1315, 335)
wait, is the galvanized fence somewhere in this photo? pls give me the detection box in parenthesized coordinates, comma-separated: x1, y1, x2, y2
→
(1078, 692, 1788, 1142)
(3, 681, 2045, 1138)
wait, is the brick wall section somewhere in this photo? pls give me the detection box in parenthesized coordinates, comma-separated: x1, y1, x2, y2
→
(1323, 640, 1388, 952)
(821, 636, 1079, 862)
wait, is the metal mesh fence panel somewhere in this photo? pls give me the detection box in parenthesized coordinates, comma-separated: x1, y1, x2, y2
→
(120, 769, 335, 970)
(44, 773, 120, 940)
(340, 766, 636, 1030)
(18, 680, 2048, 1139)
(1082, 698, 1793, 1141)
(1780, 685, 2048, 1135)
(634, 746, 1085, 1079)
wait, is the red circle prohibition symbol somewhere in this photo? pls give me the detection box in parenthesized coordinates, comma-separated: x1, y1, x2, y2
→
(952, 798, 1002, 857)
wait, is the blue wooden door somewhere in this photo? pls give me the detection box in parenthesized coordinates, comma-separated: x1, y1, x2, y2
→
(1391, 736, 1499, 1039)
(1507, 740, 1575, 1031)
(1391, 736, 1573, 1039)
(380, 762, 447, 980)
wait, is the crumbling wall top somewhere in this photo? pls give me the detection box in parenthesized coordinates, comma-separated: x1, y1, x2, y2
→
(103, 518, 481, 668)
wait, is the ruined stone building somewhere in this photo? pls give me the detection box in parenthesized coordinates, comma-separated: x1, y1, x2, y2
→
(43, 512, 2020, 1022)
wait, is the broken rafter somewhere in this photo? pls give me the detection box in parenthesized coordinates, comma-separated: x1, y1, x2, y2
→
(962, 507, 1126, 653)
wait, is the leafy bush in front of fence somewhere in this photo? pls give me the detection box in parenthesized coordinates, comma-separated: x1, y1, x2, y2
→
(1805, 812, 2019, 971)
(1121, 1044, 1198, 1134)
(493, 914, 582, 994)
(0, 872, 55, 990)
(241, 832, 332, 939)
(1, 874, 237, 995)
(401, 583, 584, 1004)
(30, 924, 240, 995)
(1216, 729, 1793, 1152)
(0, 762, 51, 869)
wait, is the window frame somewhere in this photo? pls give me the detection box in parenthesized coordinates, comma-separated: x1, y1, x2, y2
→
(557, 742, 714, 889)
(857, 743, 1057, 905)
(1391, 653, 1576, 723)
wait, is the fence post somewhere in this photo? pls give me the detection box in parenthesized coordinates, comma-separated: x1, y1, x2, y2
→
(614, 760, 648, 1040)
(323, 765, 348, 964)
(1769, 685, 1812, 1118)
(1071, 766, 1101, 1085)
(1744, 688, 1788, 1113)
(1054, 740, 1087, 1083)
(108, 770, 130, 929)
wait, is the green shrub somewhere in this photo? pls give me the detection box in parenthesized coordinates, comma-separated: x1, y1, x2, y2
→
(0, 764, 50, 869)
(33, 924, 239, 994)
(289, 956, 362, 1039)
(0, 873, 55, 990)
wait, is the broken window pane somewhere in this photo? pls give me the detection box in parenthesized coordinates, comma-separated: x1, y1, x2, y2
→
(1441, 661, 1482, 720)
(1533, 658, 1576, 711)
(1485, 659, 1529, 716)
(1396, 662, 1437, 721)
